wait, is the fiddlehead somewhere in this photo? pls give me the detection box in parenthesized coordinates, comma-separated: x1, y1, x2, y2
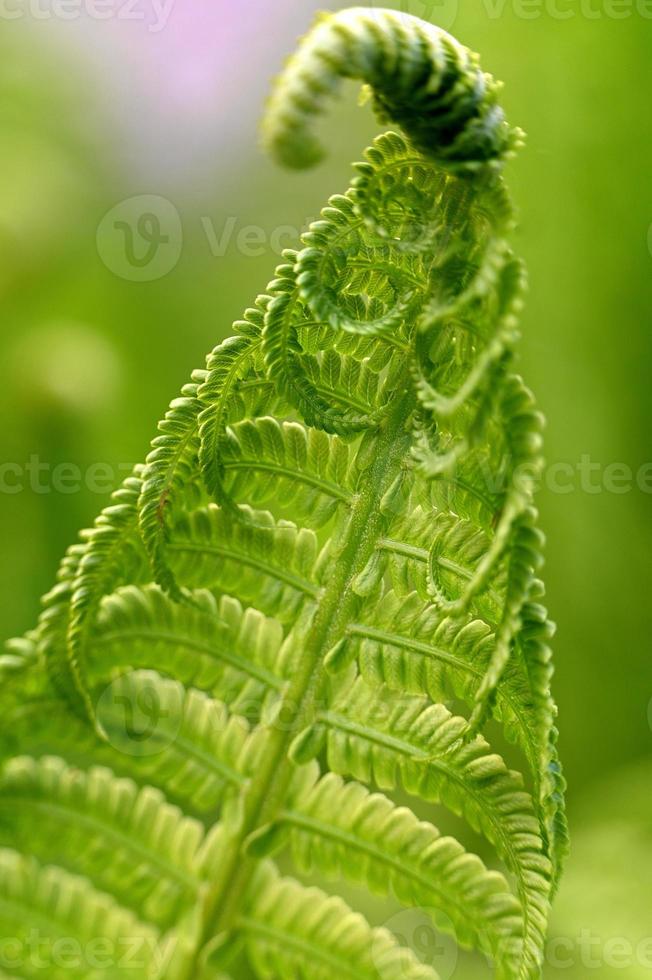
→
(262, 7, 521, 171)
(2, 10, 565, 980)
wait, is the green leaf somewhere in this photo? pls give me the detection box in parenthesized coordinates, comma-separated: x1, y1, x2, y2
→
(240, 863, 441, 980)
(280, 768, 523, 977)
(2, 9, 564, 979)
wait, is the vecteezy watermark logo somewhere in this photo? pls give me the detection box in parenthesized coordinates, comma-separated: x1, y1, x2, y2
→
(545, 930, 652, 970)
(368, 0, 459, 30)
(468, 0, 652, 18)
(0, 933, 178, 974)
(373, 0, 652, 20)
(0, 0, 176, 33)
(96, 672, 182, 757)
(3, 452, 652, 497)
(376, 908, 458, 979)
(96, 195, 182, 282)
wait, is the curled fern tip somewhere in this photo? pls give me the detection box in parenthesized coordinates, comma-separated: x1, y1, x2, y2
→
(263, 7, 522, 172)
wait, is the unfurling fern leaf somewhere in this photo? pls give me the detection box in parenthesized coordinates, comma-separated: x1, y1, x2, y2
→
(1, 8, 567, 979)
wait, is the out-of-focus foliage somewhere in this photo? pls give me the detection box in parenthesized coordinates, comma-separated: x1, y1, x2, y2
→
(548, 760, 652, 978)
(0, 3, 650, 976)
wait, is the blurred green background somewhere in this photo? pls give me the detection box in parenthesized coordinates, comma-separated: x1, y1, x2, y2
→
(0, 2, 650, 975)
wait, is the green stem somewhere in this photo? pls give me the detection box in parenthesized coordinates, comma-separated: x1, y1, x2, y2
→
(189, 382, 415, 970)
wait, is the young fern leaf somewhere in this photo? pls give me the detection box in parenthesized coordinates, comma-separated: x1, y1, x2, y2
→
(2, 8, 567, 980)
(138, 373, 206, 603)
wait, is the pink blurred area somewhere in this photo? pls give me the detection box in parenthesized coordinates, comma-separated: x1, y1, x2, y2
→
(27, 0, 323, 184)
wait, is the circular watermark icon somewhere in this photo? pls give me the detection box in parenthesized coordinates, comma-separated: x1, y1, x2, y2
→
(376, 907, 458, 979)
(96, 671, 183, 757)
(368, 0, 459, 31)
(96, 194, 182, 282)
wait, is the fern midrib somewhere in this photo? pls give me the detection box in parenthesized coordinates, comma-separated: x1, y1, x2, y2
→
(235, 377, 378, 415)
(296, 317, 411, 353)
(149, 416, 199, 527)
(64, 498, 142, 725)
(277, 808, 481, 932)
(103, 723, 248, 791)
(207, 338, 261, 441)
(166, 539, 319, 596)
(313, 384, 374, 414)
(0, 796, 196, 889)
(94, 628, 285, 690)
(237, 914, 367, 978)
(346, 257, 424, 290)
(447, 473, 498, 514)
(8, 701, 248, 794)
(347, 621, 540, 778)
(348, 621, 483, 673)
(320, 708, 429, 760)
(379, 536, 470, 571)
(184, 382, 415, 972)
(377, 536, 504, 605)
(223, 458, 353, 501)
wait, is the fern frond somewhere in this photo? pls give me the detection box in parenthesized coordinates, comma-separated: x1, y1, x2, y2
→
(3, 8, 565, 979)
(316, 678, 551, 975)
(39, 473, 147, 730)
(163, 507, 321, 634)
(341, 590, 549, 796)
(0, 848, 160, 979)
(237, 863, 441, 980)
(90, 586, 285, 709)
(220, 417, 356, 527)
(0, 756, 207, 927)
(198, 332, 263, 503)
(138, 374, 206, 602)
(262, 768, 524, 977)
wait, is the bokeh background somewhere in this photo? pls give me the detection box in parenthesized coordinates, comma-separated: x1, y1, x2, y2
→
(0, 1, 650, 975)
